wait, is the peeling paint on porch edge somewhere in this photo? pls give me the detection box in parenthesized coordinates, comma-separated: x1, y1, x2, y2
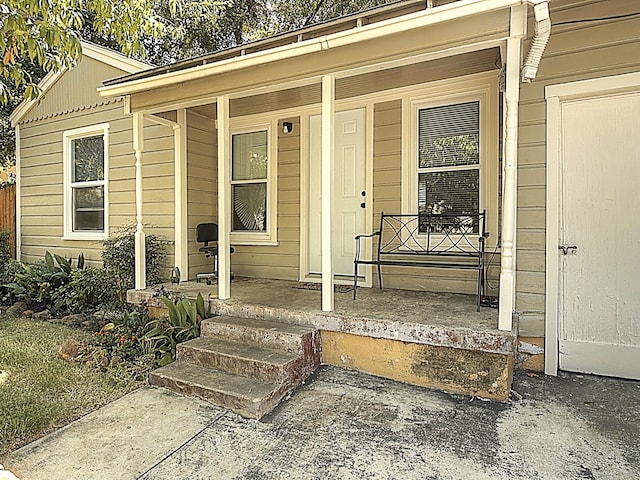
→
(127, 288, 516, 356)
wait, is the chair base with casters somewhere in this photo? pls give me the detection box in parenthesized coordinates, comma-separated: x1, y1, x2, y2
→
(195, 223, 234, 285)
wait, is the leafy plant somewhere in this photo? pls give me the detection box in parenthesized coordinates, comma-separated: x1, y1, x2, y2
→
(3, 252, 85, 313)
(143, 293, 208, 366)
(93, 310, 150, 361)
(0, 258, 24, 306)
(102, 227, 170, 304)
(0, 230, 10, 268)
(56, 266, 120, 314)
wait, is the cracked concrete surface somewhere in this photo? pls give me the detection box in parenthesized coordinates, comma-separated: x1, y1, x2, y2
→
(6, 366, 639, 480)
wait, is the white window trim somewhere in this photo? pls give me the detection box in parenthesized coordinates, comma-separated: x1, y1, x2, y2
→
(402, 77, 499, 248)
(228, 117, 278, 245)
(62, 123, 110, 241)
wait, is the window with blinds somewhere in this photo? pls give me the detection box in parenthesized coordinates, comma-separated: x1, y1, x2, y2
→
(416, 101, 480, 230)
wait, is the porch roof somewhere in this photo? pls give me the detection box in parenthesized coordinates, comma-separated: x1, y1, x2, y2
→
(98, 0, 521, 106)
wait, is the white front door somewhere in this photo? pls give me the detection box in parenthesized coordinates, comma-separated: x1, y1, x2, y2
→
(308, 108, 366, 276)
(557, 90, 640, 379)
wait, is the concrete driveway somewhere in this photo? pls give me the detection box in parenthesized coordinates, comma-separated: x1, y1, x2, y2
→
(6, 366, 640, 479)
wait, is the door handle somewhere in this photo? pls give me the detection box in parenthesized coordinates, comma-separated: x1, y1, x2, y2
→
(360, 202, 366, 209)
(559, 245, 578, 255)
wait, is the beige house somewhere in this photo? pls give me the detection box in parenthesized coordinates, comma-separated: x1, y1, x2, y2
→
(12, 0, 640, 388)
(10, 42, 178, 268)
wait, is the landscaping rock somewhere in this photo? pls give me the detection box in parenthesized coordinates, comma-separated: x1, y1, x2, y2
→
(82, 319, 99, 331)
(109, 355, 123, 368)
(58, 339, 82, 363)
(6, 302, 27, 318)
(61, 314, 85, 326)
(33, 309, 50, 321)
(22, 310, 34, 317)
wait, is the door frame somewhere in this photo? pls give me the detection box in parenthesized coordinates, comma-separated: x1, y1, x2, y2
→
(544, 71, 640, 376)
(299, 103, 374, 285)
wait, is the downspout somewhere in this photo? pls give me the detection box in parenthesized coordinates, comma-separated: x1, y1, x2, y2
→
(522, 0, 551, 83)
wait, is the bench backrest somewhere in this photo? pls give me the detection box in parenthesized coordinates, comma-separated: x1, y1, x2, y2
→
(377, 211, 486, 257)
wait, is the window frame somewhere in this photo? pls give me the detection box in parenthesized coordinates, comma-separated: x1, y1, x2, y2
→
(62, 123, 109, 240)
(228, 118, 278, 245)
(402, 79, 498, 248)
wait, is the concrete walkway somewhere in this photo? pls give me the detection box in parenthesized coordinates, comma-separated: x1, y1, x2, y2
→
(6, 367, 640, 479)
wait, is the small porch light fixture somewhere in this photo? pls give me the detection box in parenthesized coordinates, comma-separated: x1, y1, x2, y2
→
(282, 121, 294, 134)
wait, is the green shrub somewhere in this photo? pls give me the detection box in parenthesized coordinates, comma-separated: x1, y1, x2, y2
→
(3, 252, 84, 313)
(0, 230, 10, 268)
(102, 227, 170, 304)
(143, 293, 208, 366)
(0, 258, 24, 306)
(93, 309, 150, 361)
(56, 266, 120, 314)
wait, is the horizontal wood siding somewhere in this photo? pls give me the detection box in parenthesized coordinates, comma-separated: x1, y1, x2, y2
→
(231, 117, 301, 280)
(20, 103, 175, 274)
(187, 111, 217, 279)
(515, 0, 640, 325)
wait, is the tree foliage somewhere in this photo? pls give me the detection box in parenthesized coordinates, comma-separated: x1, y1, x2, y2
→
(0, 0, 177, 104)
(1, 0, 393, 167)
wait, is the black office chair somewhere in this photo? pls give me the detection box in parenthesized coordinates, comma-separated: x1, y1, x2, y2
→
(195, 223, 234, 285)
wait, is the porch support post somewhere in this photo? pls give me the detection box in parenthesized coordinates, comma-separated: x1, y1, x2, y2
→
(321, 75, 335, 312)
(175, 109, 188, 281)
(498, 9, 525, 331)
(217, 96, 231, 300)
(132, 112, 146, 289)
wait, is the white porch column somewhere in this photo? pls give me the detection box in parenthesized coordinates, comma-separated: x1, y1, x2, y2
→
(175, 109, 188, 280)
(498, 9, 525, 331)
(321, 75, 336, 312)
(217, 96, 231, 300)
(132, 112, 146, 289)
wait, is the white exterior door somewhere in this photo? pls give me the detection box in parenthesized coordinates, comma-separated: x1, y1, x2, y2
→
(556, 90, 640, 379)
(308, 109, 366, 276)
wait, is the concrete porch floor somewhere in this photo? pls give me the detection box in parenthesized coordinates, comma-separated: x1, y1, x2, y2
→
(132, 277, 511, 353)
(131, 278, 515, 400)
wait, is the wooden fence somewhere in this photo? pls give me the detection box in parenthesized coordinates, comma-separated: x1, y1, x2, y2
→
(0, 183, 16, 258)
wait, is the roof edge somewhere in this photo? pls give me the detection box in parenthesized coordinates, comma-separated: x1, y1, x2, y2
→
(99, 0, 520, 100)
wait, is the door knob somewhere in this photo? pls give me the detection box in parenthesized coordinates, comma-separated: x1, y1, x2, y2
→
(360, 202, 366, 209)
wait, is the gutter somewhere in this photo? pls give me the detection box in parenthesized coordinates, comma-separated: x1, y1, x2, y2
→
(98, 0, 551, 99)
(522, 0, 551, 82)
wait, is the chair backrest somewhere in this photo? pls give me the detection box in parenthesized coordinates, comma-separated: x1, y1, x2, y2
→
(196, 223, 219, 244)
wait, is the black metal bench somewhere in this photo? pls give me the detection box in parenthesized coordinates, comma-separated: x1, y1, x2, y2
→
(353, 211, 489, 311)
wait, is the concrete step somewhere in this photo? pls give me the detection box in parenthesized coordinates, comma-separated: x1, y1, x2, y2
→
(201, 315, 320, 356)
(149, 361, 289, 419)
(177, 336, 313, 384)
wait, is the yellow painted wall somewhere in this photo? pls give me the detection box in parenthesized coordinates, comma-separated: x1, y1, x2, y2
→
(321, 331, 513, 401)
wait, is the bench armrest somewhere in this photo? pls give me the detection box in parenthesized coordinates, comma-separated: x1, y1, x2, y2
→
(355, 231, 380, 241)
(354, 231, 380, 263)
